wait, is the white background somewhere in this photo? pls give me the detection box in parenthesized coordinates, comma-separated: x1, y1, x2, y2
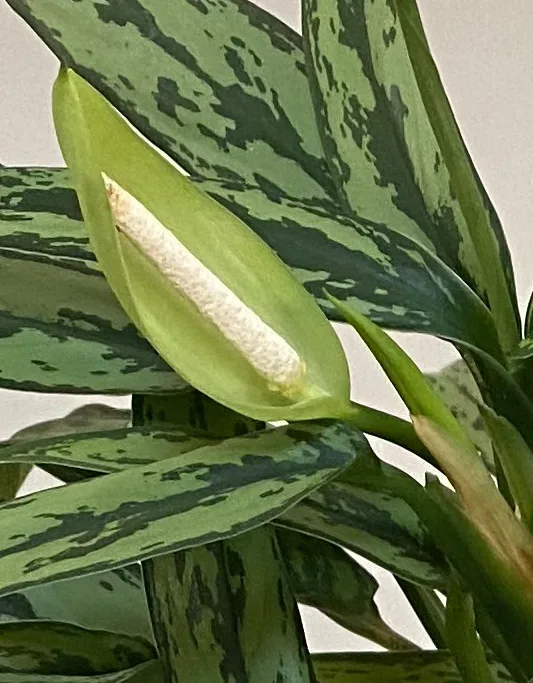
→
(1, 0, 532, 652)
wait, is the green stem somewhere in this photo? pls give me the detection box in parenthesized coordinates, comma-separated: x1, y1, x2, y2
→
(445, 575, 496, 683)
(337, 401, 437, 467)
(396, 579, 446, 649)
(475, 603, 529, 683)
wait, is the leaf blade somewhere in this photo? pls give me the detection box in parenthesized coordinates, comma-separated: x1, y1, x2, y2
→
(0, 167, 185, 394)
(0, 621, 154, 676)
(278, 528, 415, 650)
(302, 0, 518, 349)
(145, 527, 314, 683)
(311, 651, 511, 683)
(0, 420, 362, 596)
(278, 477, 446, 588)
(5, 0, 332, 202)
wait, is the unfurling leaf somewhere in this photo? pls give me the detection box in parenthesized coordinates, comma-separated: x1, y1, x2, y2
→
(52, 69, 350, 422)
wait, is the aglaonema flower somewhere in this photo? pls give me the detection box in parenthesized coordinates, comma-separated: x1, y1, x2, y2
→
(52, 69, 350, 421)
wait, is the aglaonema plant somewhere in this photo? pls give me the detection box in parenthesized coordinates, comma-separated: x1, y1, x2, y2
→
(0, 0, 532, 682)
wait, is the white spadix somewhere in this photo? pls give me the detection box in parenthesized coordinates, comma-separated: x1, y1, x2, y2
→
(103, 174, 305, 395)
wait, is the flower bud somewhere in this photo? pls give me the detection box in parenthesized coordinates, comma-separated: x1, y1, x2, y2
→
(52, 70, 350, 421)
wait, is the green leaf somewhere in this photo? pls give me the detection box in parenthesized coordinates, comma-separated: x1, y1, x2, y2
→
(302, 0, 518, 351)
(396, 580, 446, 649)
(0, 662, 160, 683)
(131, 390, 262, 437)
(197, 176, 501, 353)
(0, 167, 186, 394)
(278, 528, 415, 650)
(5, 403, 132, 483)
(0, 465, 29, 502)
(474, 604, 529, 683)
(0, 621, 154, 675)
(479, 407, 533, 531)
(414, 416, 531, 561)
(5, 0, 332, 202)
(422, 477, 533, 677)
(0, 567, 151, 641)
(9, 404, 131, 441)
(145, 527, 314, 683)
(4, 167, 502, 360)
(0, 424, 213, 474)
(445, 576, 496, 683)
(334, 298, 505, 510)
(508, 340, 533, 402)
(3, 0, 508, 349)
(466, 346, 533, 455)
(53, 69, 350, 422)
(395, 1, 519, 352)
(0, 420, 361, 596)
(426, 360, 494, 470)
(331, 296, 470, 445)
(137, 388, 311, 683)
(311, 651, 512, 683)
(278, 477, 446, 588)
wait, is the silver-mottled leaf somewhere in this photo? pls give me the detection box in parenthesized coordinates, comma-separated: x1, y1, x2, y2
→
(426, 360, 493, 469)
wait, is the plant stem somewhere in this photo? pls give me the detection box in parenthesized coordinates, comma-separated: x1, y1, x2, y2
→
(396, 579, 446, 649)
(337, 401, 437, 467)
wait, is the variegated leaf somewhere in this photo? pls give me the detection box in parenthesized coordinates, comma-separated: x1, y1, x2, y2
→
(278, 528, 415, 650)
(426, 360, 493, 469)
(301, 0, 518, 345)
(3, 167, 501, 357)
(145, 527, 314, 683)
(197, 176, 500, 352)
(0, 662, 160, 683)
(131, 390, 263, 436)
(5, 403, 132, 483)
(279, 479, 446, 588)
(0, 567, 152, 640)
(2, 0, 508, 352)
(4, 0, 332, 202)
(0, 167, 185, 393)
(0, 621, 154, 675)
(468, 345, 533, 456)
(8, 404, 131, 441)
(0, 420, 361, 596)
(311, 651, 512, 683)
(5, 650, 513, 683)
(0, 425, 213, 474)
(509, 340, 533, 403)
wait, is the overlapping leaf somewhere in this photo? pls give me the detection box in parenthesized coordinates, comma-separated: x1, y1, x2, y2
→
(278, 528, 414, 649)
(0, 663, 159, 683)
(3, 166, 501, 358)
(301, 0, 518, 347)
(5, 0, 331, 200)
(426, 360, 493, 469)
(145, 527, 314, 683)
(131, 391, 262, 437)
(311, 651, 511, 683)
(3, 403, 131, 483)
(0, 621, 154, 675)
(0, 424, 213, 474)
(0, 167, 185, 393)
(509, 340, 533, 403)
(197, 176, 500, 352)
(2, 0, 506, 351)
(8, 404, 131, 442)
(278, 478, 446, 588)
(0, 420, 361, 596)
(0, 567, 152, 640)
